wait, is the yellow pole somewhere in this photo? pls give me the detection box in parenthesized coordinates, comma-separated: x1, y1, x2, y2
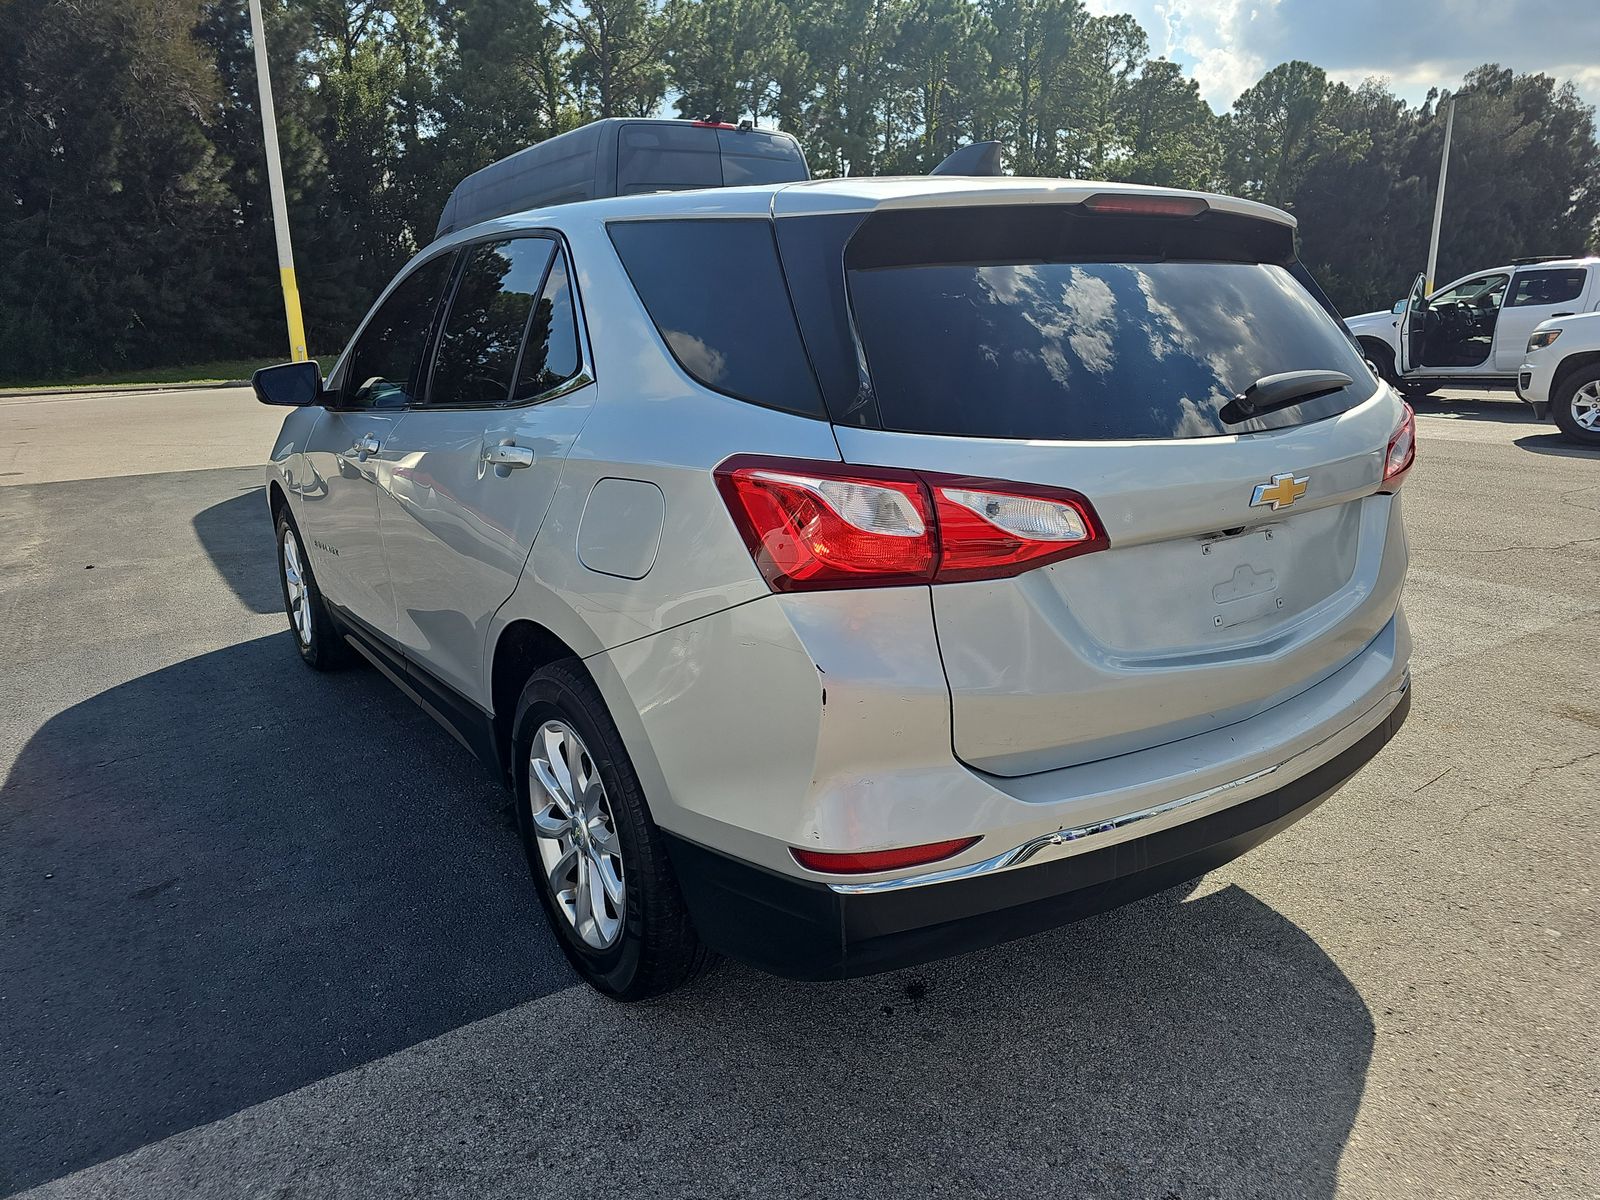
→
(248, 0, 309, 362)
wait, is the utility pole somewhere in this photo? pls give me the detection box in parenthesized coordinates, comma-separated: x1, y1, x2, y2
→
(247, 0, 309, 362)
(1424, 94, 1456, 295)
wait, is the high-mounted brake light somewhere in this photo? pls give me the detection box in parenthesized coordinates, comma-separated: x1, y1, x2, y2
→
(791, 836, 980, 875)
(1379, 403, 1416, 493)
(714, 456, 1108, 592)
(1081, 192, 1208, 218)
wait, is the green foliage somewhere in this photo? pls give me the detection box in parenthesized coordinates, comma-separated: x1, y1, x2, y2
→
(1, 0, 1596, 380)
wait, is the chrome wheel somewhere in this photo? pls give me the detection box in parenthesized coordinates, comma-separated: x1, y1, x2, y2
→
(528, 719, 625, 950)
(281, 529, 312, 648)
(1572, 380, 1600, 432)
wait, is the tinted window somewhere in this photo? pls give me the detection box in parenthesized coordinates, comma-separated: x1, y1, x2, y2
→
(617, 124, 721, 195)
(1506, 268, 1586, 307)
(716, 129, 807, 185)
(429, 238, 556, 407)
(607, 219, 824, 417)
(845, 211, 1370, 441)
(344, 255, 453, 409)
(514, 250, 583, 400)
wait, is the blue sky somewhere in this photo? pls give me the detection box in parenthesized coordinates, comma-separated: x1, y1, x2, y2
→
(1085, 0, 1600, 113)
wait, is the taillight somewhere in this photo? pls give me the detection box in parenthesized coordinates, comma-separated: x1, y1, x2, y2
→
(1380, 403, 1416, 492)
(791, 836, 980, 875)
(714, 455, 1108, 591)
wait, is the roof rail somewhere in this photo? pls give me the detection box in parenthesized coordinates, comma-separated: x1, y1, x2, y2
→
(1509, 255, 1576, 266)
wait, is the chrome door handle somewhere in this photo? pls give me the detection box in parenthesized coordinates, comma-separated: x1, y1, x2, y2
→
(483, 442, 535, 470)
(354, 433, 381, 459)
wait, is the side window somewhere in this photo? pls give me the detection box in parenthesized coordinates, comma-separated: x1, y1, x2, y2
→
(513, 248, 583, 401)
(1506, 268, 1586, 308)
(429, 237, 557, 408)
(1431, 274, 1506, 306)
(606, 219, 825, 418)
(344, 255, 454, 409)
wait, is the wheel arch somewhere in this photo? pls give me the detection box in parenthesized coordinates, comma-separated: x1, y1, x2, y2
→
(487, 612, 676, 825)
(1552, 350, 1600, 400)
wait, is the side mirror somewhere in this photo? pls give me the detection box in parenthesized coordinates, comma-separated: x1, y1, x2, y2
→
(252, 360, 323, 407)
(1391, 299, 1408, 315)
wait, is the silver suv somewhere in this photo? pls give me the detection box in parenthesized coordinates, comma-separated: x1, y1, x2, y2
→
(256, 178, 1415, 999)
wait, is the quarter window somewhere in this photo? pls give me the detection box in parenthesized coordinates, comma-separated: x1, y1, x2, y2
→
(514, 250, 583, 401)
(344, 254, 454, 409)
(429, 238, 557, 407)
(1506, 268, 1586, 308)
(607, 219, 825, 418)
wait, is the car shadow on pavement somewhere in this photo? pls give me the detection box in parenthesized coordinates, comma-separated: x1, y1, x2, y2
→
(1513, 431, 1600, 458)
(0, 634, 574, 1194)
(191, 487, 283, 614)
(1408, 392, 1535, 423)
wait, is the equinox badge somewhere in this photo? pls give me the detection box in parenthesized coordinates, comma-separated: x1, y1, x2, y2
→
(1250, 472, 1309, 511)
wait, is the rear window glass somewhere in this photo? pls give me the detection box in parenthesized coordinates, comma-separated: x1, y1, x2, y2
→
(1505, 268, 1586, 307)
(845, 209, 1371, 440)
(617, 124, 721, 195)
(716, 129, 807, 185)
(607, 219, 824, 418)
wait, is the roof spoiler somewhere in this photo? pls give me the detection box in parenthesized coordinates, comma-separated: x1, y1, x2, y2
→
(930, 141, 1004, 177)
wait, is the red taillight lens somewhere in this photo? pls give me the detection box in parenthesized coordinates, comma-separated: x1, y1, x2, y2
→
(715, 456, 1109, 591)
(1081, 192, 1208, 218)
(714, 458, 936, 591)
(1380, 403, 1416, 492)
(791, 836, 980, 875)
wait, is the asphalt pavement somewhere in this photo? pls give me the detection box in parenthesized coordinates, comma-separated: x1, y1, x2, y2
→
(1, 387, 1595, 1199)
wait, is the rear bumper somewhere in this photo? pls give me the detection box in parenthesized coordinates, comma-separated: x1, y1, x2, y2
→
(665, 686, 1409, 980)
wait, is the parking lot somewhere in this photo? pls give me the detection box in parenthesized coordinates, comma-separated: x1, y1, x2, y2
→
(1, 385, 1596, 1198)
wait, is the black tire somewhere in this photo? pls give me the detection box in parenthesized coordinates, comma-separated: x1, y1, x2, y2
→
(275, 510, 353, 670)
(1362, 341, 1400, 389)
(1401, 382, 1440, 401)
(511, 660, 715, 1000)
(1550, 364, 1600, 446)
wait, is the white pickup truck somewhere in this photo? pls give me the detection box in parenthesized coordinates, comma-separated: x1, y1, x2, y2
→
(1518, 310, 1600, 445)
(1346, 257, 1600, 398)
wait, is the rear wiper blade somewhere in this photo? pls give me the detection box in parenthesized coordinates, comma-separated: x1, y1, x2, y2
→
(1220, 370, 1354, 424)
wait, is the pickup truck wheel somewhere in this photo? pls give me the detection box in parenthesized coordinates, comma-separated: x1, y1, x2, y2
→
(275, 512, 352, 670)
(511, 661, 716, 1000)
(1362, 341, 1399, 388)
(1551, 367, 1600, 446)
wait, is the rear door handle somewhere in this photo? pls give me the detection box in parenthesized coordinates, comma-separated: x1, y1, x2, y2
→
(483, 442, 535, 470)
(354, 433, 381, 459)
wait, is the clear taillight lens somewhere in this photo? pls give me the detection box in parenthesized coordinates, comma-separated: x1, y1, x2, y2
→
(714, 456, 1109, 591)
(931, 481, 1107, 582)
(1380, 403, 1416, 492)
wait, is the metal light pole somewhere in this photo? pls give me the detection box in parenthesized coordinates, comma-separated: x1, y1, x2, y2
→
(1424, 94, 1456, 295)
(247, 0, 309, 362)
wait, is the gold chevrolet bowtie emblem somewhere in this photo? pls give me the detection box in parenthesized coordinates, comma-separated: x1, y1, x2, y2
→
(1250, 472, 1309, 510)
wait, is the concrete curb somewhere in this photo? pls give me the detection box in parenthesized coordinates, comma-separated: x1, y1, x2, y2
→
(0, 380, 249, 399)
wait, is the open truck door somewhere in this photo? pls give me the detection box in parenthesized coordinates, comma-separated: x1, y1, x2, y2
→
(1397, 273, 1427, 373)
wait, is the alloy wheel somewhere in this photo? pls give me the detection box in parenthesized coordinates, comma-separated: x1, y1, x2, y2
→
(528, 719, 626, 949)
(282, 529, 313, 648)
(1572, 380, 1600, 432)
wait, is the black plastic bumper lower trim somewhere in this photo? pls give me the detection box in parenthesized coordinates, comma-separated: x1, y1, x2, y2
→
(664, 687, 1410, 981)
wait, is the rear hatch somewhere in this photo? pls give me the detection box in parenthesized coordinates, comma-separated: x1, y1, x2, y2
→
(776, 192, 1407, 776)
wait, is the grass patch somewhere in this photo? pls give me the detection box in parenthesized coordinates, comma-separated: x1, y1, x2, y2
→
(0, 356, 339, 393)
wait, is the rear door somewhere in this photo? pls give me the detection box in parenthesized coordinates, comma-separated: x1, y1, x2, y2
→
(1493, 266, 1590, 370)
(795, 200, 1408, 776)
(298, 252, 455, 638)
(378, 233, 594, 702)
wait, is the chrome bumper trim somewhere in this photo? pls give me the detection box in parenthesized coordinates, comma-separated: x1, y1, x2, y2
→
(829, 673, 1409, 896)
